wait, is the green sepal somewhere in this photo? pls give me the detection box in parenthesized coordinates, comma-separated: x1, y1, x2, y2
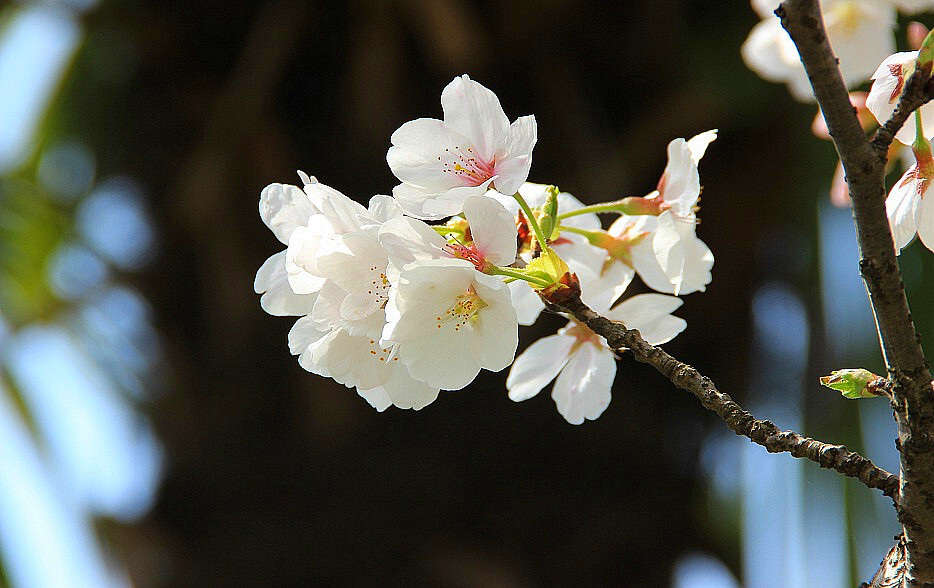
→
(523, 248, 571, 290)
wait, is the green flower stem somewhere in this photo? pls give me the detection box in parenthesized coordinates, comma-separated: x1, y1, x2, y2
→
(556, 196, 658, 220)
(489, 265, 551, 287)
(557, 224, 594, 238)
(511, 191, 550, 251)
(915, 109, 925, 149)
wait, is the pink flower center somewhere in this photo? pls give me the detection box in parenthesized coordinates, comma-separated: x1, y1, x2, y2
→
(444, 243, 489, 271)
(439, 146, 495, 186)
(563, 321, 602, 352)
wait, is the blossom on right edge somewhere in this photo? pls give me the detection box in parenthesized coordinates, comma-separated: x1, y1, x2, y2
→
(866, 51, 934, 146)
(887, 149, 934, 253)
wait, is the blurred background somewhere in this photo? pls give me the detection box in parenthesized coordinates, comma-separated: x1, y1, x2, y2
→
(1, 0, 930, 585)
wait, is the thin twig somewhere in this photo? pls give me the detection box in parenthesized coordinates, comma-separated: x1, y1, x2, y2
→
(551, 294, 901, 501)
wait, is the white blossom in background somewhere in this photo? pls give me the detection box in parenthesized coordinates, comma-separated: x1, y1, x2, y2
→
(387, 75, 537, 220)
(891, 0, 934, 14)
(866, 51, 934, 145)
(886, 155, 934, 253)
(507, 278, 687, 425)
(742, 0, 895, 101)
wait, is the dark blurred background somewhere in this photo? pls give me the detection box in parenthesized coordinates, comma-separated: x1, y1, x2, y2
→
(1, 0, 927, 586)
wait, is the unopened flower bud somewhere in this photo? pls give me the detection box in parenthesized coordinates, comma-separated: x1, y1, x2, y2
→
(539, 185, 560, 240)
(819, 368, 885, 399)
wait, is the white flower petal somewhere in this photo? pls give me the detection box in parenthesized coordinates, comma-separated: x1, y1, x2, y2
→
(551, 344, 616, 425)
(508, 279, 545, 326)
(686, 130, 717, 165)
(491, 115, 537, 195)
(285, 221, 331, 295)
(358, 194, 403, 227)
(387, 118, 475, 192)
(606, 293, 686, 345)
(681, 236, 714, 293)
(916, 190, 934, 252)
(462, 195, 517, 265)
(356, 387, 392, 412)
(653, 211, 686, 292)
(259, 183, 318, 244)
(357, 361, 440, 411)
(303, 181, 367, 234)
(397, 327, 483, 390)
(659, 139, 700, 217)
(380, 366, 440, 410)
(887, 167, 922, 251)
(472, 299, 519, 373)
(506, 334, 576, 402)
(825, 1, 896, 88)
(440, 75, 510, 161)
(577, 261, 633, 314)
(392, 181, 492, 220)
(254, 251, 316, 316)
(378, 216, 448, 282)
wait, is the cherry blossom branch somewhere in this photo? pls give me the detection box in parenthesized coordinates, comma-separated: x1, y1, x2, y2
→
(776, 0, 934, 583)
(550, 294, 900, 498)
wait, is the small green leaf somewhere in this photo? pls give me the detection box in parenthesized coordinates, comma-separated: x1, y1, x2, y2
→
(819, 368, 884, 399)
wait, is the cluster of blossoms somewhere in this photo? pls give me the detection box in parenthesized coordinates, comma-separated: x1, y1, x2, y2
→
(743, 0, 934, 254)
(255, 75, 716, 424)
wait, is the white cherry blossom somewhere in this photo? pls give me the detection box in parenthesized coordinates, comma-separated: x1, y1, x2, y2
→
(507, 291, 686, 425)
(867, 51, 934, 145)
(381, 258, 518, 390)
(590, 132, 715, 296)
(387, 75, 537, 220)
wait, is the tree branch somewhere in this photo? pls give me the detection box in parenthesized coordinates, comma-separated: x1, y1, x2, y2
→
(776, 1, 934, 583)
(551, 295, 901, 501)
